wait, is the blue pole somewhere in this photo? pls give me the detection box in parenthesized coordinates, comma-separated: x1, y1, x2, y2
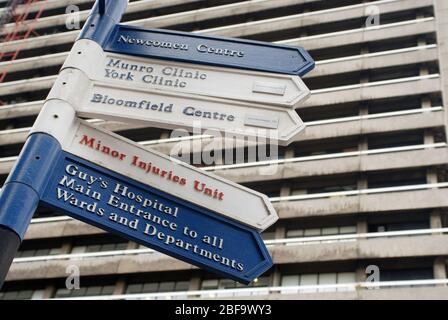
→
(0, 0, 128, 289)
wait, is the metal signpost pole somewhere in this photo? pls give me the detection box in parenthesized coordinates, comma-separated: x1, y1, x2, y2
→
(0, 229, 20, 288)
(0, 0, 128, 289)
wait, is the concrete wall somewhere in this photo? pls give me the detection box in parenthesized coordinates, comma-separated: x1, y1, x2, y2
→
(435, 0, 448, 130)
(8, 234, 448, 281)
(228, 287, 448, 300)
(276, 188, 448, 219)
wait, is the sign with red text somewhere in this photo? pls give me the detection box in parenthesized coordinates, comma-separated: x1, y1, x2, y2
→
(46, 118, 278, 231)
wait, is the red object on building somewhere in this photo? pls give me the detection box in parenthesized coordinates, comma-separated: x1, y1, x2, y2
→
(0, 0, 48, 105)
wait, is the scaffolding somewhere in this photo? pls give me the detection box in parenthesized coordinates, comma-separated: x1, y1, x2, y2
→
(0, 0, 48, 104)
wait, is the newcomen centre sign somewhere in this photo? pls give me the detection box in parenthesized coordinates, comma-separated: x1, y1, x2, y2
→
(105, 25, 314, 76)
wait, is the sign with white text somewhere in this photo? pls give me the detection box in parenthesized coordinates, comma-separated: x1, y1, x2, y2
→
(95, 25, 315, 76)
(63, 40, 310, 108)
(49, 68, 306, 146)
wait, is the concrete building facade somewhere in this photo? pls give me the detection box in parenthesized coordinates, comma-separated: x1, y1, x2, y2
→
(0, 0, 448, 300)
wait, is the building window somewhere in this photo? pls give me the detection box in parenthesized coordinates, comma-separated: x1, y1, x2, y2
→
(125, 281, 190, 295)
(242, 181, 282, 198)
(367, 169, 427, 189)
(368, 131, 424, 150)
(201, 277, 271, 290)
(368, 220, 430, 233)
(307, 184, 357, 194)
(281, 272, 356, 285)
(295, 145, 358, 158)
(71, 242, 129, 254)
(368, 96, 423, 114)
(290, 175, 358, 196)
(0, 289, 45, 300)
(380, 268, 433, 282)
(16, 247, 62, 258)
(54, 285, 116, 298)
(281, 272, 356, 292)
(261, 231, 276, 241)
(286, 226, 357, 238)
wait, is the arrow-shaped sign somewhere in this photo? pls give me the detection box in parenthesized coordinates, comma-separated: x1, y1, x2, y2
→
(48, 68, 306, 146)
(32, 106, 278, 232)
(86, 24, 314, 76)
(63, 40, 310, 108)
(35, 119, 272, 284)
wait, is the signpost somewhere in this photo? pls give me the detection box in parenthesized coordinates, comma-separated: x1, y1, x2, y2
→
(49, 68, 306, 146)
(0, 0, 316, 288)
(63, 40, 311, 108)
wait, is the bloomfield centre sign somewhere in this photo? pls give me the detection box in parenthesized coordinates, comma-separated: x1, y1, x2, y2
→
(49, 68, 306, 145)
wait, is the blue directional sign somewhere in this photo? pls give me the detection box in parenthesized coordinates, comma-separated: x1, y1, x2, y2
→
(102, 25, 315, 76)
(79, 1, 315, 76)
(39, 139, 272, 284)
